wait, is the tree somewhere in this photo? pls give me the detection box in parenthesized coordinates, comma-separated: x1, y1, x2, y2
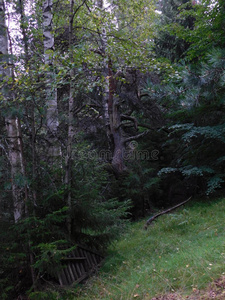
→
(4, 0, 225, 297)
(149, 48, 225, 197)
(154, 0, 195, 62)
(65, 0, 77, 235)
(43, 0, 61, 160)
(0, 0, 27, 223)
(88, 0, 157, 175)
(167, 0, 225, 61)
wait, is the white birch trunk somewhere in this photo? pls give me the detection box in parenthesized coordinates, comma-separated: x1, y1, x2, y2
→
(0, 0, 26, 222)
(96, 0, 110, 130)
(43, 0, 61, 160)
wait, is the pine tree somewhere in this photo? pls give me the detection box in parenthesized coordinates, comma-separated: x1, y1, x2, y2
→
(156, 48, 225, 196)
(154, 0, 194, 61)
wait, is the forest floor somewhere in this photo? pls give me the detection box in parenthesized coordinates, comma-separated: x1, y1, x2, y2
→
(74, 197, 225, 300)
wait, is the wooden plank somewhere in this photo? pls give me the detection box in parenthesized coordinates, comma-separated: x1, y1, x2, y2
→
(77, 248, 86, 274)
(59, 267, 68, 286)
(77, 244, 104, 258)
(57, 271, 64, 286)
(67, 263, 76, 284)
(71, 263, 78, 283)
(77, 262, 84, 278)
(82, 249, 92, 267)
(86, 251, 95, 267)
(72, 272, 89, 284)
(79, 248, 89, 272)
(64, 267, 73, 285)
(61, 257, 86, 261)
(69, 250, 83, 280)
(74, 261, 82, 277)
(72, 264, 101, 285)
(90, 253, 98, 265)
(70, 261, 79, 280)
(57, 245, 105, 286)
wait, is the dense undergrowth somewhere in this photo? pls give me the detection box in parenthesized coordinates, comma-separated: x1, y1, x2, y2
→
(72, 197, 225, 300)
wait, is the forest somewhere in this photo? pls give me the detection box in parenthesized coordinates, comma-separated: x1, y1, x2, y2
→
(0, 0, 225, 298)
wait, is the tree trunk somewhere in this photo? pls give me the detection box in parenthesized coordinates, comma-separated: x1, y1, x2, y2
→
(5, 118, 27, 222)
(43, 0, 61, 161)
(65, 0, 76, 236)
(18, 0, 37, 288)
(0, 0, 27, 223)
(108, 60, 126, 174)
(96, 1, 110, 137)
(95, 1, 126, 175)
(19, 0, 38, 208)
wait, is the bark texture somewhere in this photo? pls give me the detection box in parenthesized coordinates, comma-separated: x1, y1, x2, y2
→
(65, 0, 76, 235)
(0, 0, 26, 222)
(43, 0, 61, 159)
(95, 1, 127, 175)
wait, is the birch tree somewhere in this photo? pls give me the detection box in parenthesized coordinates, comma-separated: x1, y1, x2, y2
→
(43, 0, 61, 160)
(0, 0, 27, 222)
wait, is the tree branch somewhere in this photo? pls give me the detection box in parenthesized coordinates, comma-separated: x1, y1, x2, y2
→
(138, 123, 153, 130)
(73, 105, 86, 114)
(124, 130, 149, 143)
(121, 114, 138, 130)
(144, 196, 192, 229)
(71, 0, 88, 24)
(138, 123, 170, 134)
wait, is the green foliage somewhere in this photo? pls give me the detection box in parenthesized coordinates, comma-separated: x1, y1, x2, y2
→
(170, 123, 225, 143)
(33, 241, 76, 277)
(63, 141, 132, 249)
(148, 47, 225, 197)
(1, 0, 225, 297)
(206, 176, 224, 196)
(158, 0, 225, 61)
(154, 0, 194, 62)
(0, 141, 131, 298)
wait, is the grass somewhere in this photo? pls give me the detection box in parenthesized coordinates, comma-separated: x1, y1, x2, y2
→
(74, 197, 225, 299)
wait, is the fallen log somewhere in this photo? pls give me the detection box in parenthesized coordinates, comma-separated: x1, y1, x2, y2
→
(144, 196, 192, 230)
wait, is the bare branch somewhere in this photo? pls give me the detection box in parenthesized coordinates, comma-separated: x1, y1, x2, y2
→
(124, 130, 149, 143)
(121, 114, 138, 130)
(71, 0, 88, 24)
(144, 197, 192, 229)
(73, 105, 86, 114)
